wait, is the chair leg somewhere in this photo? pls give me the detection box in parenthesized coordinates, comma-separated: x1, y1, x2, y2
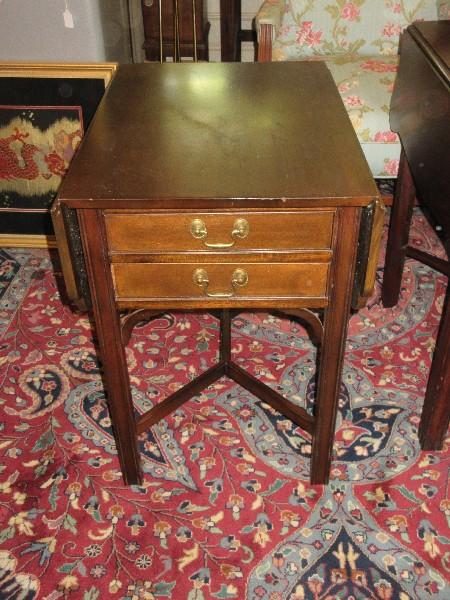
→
(382, 149, 416, 308)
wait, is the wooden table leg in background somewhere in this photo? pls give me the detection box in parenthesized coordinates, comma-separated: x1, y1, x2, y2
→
(419, 284, 450, 450)
(79, 209, 142, 485)
(382, 149, 450, 450)
(311, 207, 361, 484)
(382, 149, 416, 308)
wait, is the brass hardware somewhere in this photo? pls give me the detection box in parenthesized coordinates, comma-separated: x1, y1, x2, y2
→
(231, 268, 249, 287)
(192, 268, 249, 298)
(158, 0, 163, 63)
(190, 218, 208, 239)
(174, 0, 180, 61)
(232, 218, 250, 240)
(189, 218, 249, 248)
(192, 0, 197, 62)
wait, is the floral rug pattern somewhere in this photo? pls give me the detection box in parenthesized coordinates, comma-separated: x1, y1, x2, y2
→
(0, 211, 449, 599)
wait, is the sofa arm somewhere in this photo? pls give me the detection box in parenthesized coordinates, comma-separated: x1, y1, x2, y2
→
(438, 1, 450, 19)
(256, 0, 283, 62)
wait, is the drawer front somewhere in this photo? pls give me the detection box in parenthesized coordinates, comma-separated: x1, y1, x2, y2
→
(112, 262, 329, 301)
(105, 211, 334, 253)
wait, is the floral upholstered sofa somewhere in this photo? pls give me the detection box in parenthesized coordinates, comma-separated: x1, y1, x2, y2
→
(256, 1, 450, 178)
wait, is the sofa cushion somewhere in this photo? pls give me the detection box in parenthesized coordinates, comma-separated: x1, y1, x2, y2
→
(325, 55, 401, 177)
(273, 0, 439, 60)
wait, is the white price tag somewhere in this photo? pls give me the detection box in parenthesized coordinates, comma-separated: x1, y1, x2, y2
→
(63, 8, 74, 29)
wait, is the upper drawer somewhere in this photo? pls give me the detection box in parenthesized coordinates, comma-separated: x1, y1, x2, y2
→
(104, 211, 334, 253)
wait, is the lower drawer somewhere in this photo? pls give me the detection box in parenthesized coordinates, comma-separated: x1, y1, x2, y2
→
(111, 262, 329, 301)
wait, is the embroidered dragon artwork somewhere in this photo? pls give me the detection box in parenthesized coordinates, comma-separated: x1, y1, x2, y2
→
(0, 108, 82, 196)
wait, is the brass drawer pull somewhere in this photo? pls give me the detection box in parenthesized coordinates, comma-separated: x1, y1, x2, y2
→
(190, 218, 249, 248)
(193, 268, 248, 298)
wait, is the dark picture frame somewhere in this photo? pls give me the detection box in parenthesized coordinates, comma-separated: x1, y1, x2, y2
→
(0, 62, 117, 248)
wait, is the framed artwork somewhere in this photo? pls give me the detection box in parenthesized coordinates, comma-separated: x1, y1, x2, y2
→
(0, 62, 117, 248)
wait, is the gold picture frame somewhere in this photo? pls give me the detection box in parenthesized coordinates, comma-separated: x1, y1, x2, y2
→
(0, 62, 117, 249)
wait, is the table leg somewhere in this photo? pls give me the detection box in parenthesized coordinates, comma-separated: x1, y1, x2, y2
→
(419, 283, 450, 450)
(220, 309, 232, 366)
(311, 207, 361, 484)
(79, 209, 142, 485)
(382, 149, 416, 308)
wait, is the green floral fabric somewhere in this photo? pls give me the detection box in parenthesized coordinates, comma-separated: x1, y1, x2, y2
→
(273, 1, 440, 59)
(260, 0, 448, 177)
(325, 55, 400, 176)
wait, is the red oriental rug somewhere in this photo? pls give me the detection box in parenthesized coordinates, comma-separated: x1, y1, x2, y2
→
(0, 210, 449, 600)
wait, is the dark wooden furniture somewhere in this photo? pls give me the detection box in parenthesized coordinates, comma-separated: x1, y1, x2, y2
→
(52, 62, 382, 486)
(141, 0, 254, 63)
(220, 0, 256, 62)
(142, 0, 210, 61)
(382, 21, 450, 449)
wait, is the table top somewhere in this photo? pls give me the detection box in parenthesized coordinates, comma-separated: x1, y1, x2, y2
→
(58, 62, 377, 208)
(409, 21, 450, 77)
(391, 21, 449, 240)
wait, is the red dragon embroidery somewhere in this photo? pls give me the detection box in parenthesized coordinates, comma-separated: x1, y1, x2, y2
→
(0, 128, 41, 181)
(0, 126, 82, 183)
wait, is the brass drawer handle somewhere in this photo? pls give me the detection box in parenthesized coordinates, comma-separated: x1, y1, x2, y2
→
(190, 218, 249, 248)
(193, 268, 248, 298)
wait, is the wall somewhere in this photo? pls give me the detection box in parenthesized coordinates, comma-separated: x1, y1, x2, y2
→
(0, 0, 132, 62)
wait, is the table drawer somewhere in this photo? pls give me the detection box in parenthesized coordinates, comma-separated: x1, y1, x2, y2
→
(105, 211, 334, 253)
(111, 262, 329, 301)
